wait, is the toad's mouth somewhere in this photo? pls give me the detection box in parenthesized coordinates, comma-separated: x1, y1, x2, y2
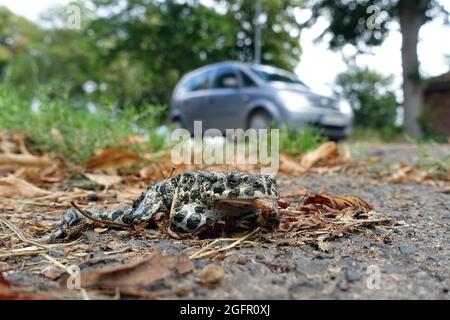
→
(214, 198, 279, 226)
(216, 198, 260, 205)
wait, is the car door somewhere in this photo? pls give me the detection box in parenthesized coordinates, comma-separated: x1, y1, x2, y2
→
(204, 66, 245, 132)
(178, 69, 213, 132)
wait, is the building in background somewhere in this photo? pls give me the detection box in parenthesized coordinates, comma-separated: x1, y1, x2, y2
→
(423, 71, 450, 136)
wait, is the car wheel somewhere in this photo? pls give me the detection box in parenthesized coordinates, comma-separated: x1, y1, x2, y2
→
(247, 110, 272, 130)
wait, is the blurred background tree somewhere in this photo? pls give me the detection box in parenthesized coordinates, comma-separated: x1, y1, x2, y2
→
(335, 65, 398, 131)
(306, 0, 449, 139)
(0, 7, 45, 96)
(0, 0, 303, 107)
(216, 0, 303, 70)
(86, 0, 303, 105)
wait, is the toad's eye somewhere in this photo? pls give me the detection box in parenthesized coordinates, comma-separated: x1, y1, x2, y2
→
(227, 174, 240, 187)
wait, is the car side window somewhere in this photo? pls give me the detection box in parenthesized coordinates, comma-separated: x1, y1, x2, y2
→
(239, 71, 257, 87)
(211, 67, 239, 89)
(183, 70, 211, 92)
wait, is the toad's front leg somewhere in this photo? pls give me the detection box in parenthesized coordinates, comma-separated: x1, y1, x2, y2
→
(170, 202, 218, 234)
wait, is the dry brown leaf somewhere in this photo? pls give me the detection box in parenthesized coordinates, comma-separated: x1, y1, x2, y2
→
(441, 186, 450, 194)
(279, 154, 306, 174)
(300, 194, 373, 212)
(386, 161, 415, 183)
(335, 207, 357, 220)
(86, 148, 142, 171)
(14, 164, 68, 183)
(0, 175, 51, 198)
(0, 153, 52, 168)
(299, 141, 339, 170)
(279, 194, 376, 233)
(71, 253, 193, 289)
(339, 144, 351, 161)
(85, 173, 122, 188)
(0, 140, 16, 154)
(199, 264, 224, 285)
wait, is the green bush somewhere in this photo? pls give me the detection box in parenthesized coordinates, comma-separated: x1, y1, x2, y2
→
(336, 65, 399, 130)
(279, 126, 327, 157)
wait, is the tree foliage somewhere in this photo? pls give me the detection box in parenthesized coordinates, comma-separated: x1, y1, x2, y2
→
(306, 0, 447, 52)
(306, 0, 449, 139)
(0, 0, 304, 106)
(336, 66, 398, 129)
(86, 0, 303, 104)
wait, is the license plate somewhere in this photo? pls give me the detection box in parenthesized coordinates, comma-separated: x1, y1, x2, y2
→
(320, 115, 347, 127)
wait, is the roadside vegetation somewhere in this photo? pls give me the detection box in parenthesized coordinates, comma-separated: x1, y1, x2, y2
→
(0, 88, 329, 164)
(0, 87, 170, 164)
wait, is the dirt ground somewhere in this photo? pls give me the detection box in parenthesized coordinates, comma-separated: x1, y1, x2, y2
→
(1, 143, 449, 299)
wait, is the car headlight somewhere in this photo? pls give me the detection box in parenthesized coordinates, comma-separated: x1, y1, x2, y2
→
(278, 90, 310, 112)
(338, 99, 353, 115)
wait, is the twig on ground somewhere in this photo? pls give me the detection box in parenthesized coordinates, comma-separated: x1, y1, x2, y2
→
(189, 228, 260, 259)
(70, 201, 133, 229)
(0, 216, 54, 251)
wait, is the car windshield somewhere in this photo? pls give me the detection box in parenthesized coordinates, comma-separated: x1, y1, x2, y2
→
(250, 66, 308, 87)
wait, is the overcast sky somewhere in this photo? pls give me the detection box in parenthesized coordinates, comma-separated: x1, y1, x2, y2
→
(1, 0, 450, 96)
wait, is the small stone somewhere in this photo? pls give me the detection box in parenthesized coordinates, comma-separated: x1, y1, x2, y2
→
(288, 276, 322, 292)
(433, 273, 446, 282)
(345, 269, 361, 282)
(245, 261, 259, 276)
(195, 287, 209, 296)
(47, 249, 65, 258)
(296, 259, 329, 274)
(31, 256, 46, 262)
(339, 257, 356, 267)
(399, 244, 417, 255)
(199, 264, 224, 285)
(92, 251, 105, 258)
(86, 193, 99, 202)
(116, 231, 131, 238)
(338, 280, 349, 291)
(271, 277, 286, 285)
(40, 266, 63, 280)
(362, 243, 371, 249)
(193, 259, 209, 269)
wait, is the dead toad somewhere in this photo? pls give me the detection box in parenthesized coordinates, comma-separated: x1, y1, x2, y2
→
(39, 171, 280, 242)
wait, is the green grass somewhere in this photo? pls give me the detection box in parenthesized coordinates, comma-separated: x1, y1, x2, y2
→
(346, 126, 405, 144)
(0, 88, 333, 164)
(0, 88, 170, 164)
(279, 125, 327, 158)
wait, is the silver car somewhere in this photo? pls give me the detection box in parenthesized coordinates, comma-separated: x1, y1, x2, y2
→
(169, 61, 353, 140)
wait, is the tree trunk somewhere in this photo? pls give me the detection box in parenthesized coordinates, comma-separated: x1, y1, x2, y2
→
(398, 0, 430, 139)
